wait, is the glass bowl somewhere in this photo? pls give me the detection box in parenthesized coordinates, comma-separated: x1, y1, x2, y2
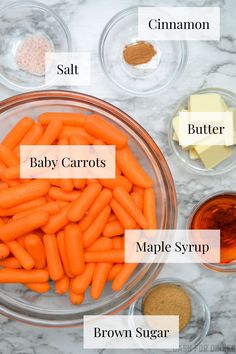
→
(0, 1, 72, 92)
(0, 90, 177, 327)
(187, 191, 236, 273)
(128, 278, 211, 353)
(169, 88, 236, 176)
(99, 6, 188, 96)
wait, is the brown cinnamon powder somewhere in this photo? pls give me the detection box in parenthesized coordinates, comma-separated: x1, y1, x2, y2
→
(123, 41, 157, 66)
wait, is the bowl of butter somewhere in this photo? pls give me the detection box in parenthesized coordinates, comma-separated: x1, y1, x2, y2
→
(169, 88, 236, 175)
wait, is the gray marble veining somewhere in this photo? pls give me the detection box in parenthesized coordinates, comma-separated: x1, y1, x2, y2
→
(0, 0, 235, 353)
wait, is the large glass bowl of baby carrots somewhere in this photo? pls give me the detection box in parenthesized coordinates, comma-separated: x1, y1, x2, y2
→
(0, 90, 176, 327)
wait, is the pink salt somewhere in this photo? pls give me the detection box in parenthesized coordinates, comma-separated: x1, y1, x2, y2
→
(15, 35, 53, 76)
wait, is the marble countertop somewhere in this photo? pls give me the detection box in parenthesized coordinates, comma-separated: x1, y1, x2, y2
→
(0, 0, 235, 353)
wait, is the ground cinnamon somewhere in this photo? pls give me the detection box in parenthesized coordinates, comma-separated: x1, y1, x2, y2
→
(123, 41, 157, 66)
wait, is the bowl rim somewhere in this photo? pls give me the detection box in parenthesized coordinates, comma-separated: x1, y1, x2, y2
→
(98, 5, 188, 97)
(168, 87, 236, 176)
(0, 89, 177, 327)
(0, 0, 72, 92)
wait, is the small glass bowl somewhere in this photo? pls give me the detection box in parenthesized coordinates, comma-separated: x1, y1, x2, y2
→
(128, 278, 211, 353)
(99, 6, 188, 96)
(187, 191, 236, 273)
(169, 88, 236, 176)
(0, 0, 72, 92)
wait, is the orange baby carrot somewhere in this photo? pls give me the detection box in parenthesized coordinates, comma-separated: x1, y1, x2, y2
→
(0, 180, 50, 209)
(116, 146, 153, 188)
(57, 231, 73, 278)
(79, 189, 112, 231)
(37, 119, 63, 145)
(70, 290, 84, 305)
(0, 257, 22, 269)
(14, 123, 44, 157)
(107, 263, 123, 281)
(12, 201, 60, 220)
(24, 234, 46, 269)
(0, 269, 49, 283)
(43, 234, 64, 281)
(25, 282, 50, 293)
(103, 220, 124, 238)
(110, 199, 136, 229)
(87, 237, 113, 251)
(85, 114, 128, 148)
(38, 112, 86, 126)
(0, 197, 46, 216)
(71, 263, 95, 294)
(112, 263, 138, 291)
(83, 206, 111, 248)
(49, 179, 62, 187)
(143, 188, 157, 229)
(69, 135, 88, 190)
(59, 127, 94, 143)
(2, 117, 34, 149)
(7, 240, 35, 270)
(133, 185, 144, 194)
(0, 182, 8, 190)
(131, 191, 143, 210)
(55, 275, 70, 294)
(65, 223, 85, 275)
(42, 204, 70, 234)
(84, 249, 124, 263)
(0, 144, 19, 167)
(17, 236, 26, 248)
(0, 243, 10, 259)
(108, 213, 117, 222)
(0, 211, 49, 241)
(113, 187, 148, 229)
(2, 165, 20, 180)
(68, 182, 102, 222)
(99, 175, 132, 193)
(112, 236, 124, 250)
(48, 187, 81, 202)
(90, 263, 113, 300)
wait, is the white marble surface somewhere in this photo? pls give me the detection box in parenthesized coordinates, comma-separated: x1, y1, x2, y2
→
(0, 0, 235, 353)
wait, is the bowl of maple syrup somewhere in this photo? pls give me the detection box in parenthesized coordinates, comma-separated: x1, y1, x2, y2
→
(188, 191, 236, 272)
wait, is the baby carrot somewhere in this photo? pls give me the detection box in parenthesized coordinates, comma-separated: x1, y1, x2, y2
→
(112, 263, 138, 291)
(110, 199, 136, 229)
(43, 234, 64, 281)
(143, 188, 157, 229)
(14, 123, 44, 157)
(69, 134, 89, 190)
(16, 236, 25, 248)
(0, 257, 22, 269)
(108, 213, 117, 222)
(59, 127, 94, 143)
(103, 220, 124, 238)
(99, 175, 132, 193)
(112, 236, 124, 250)
(0, 144, 19, 167)
(116, 146, 153, 188)
(25, 282, 50, 293)
(90, 263, 113, 300)
(87, 237, 113, 251)
(2, 117, 34, 149)
(0, 197, 46, 216)
(0, 182, 8, 190)
(0, 180, 50, 209)
(38, 112, 86, 126)
(83, 206, 111, 248)
(48, 187, 81, 202)
(49, 179, 62, 188)
(2, 165, 20, 180)
(24, 234, 46, 269)
(68, 182, 102, 222)
(0, 243, 10, 259)
(12, 201, 60, 220)
(57, 231, 73, 278)
(0, 269, 49, 283)
(0, 211, 49, 241)
(7, 240, 35, 270)
(37, 119, 63, 145)
(85, 114, 128, 148)
(84, 249, 124, 263)
(55, 275, 70, 294)
(71, 263, 95, 294)
(113, 186, 148, 229)
(131, 191, 143, 210)
(107, 263, 123, 281)
(133, 185, 144, 194)
(80, 189, 112, 231)
(65, 224, 85, 275)
(70, 290, 84, 305)
(42, 204, 70, 234)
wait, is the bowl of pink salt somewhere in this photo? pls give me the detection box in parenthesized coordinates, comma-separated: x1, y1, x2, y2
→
(0, 0, 71, 92)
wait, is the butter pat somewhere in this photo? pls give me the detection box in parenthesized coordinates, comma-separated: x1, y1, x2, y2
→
(189, 148, 199, 160)
(195, 143, 232, 169)
(189, 94, 227, 112)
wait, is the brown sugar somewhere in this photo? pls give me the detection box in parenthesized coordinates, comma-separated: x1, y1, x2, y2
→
(123, 41, 157, 66)
(142, 284, 192, 332)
